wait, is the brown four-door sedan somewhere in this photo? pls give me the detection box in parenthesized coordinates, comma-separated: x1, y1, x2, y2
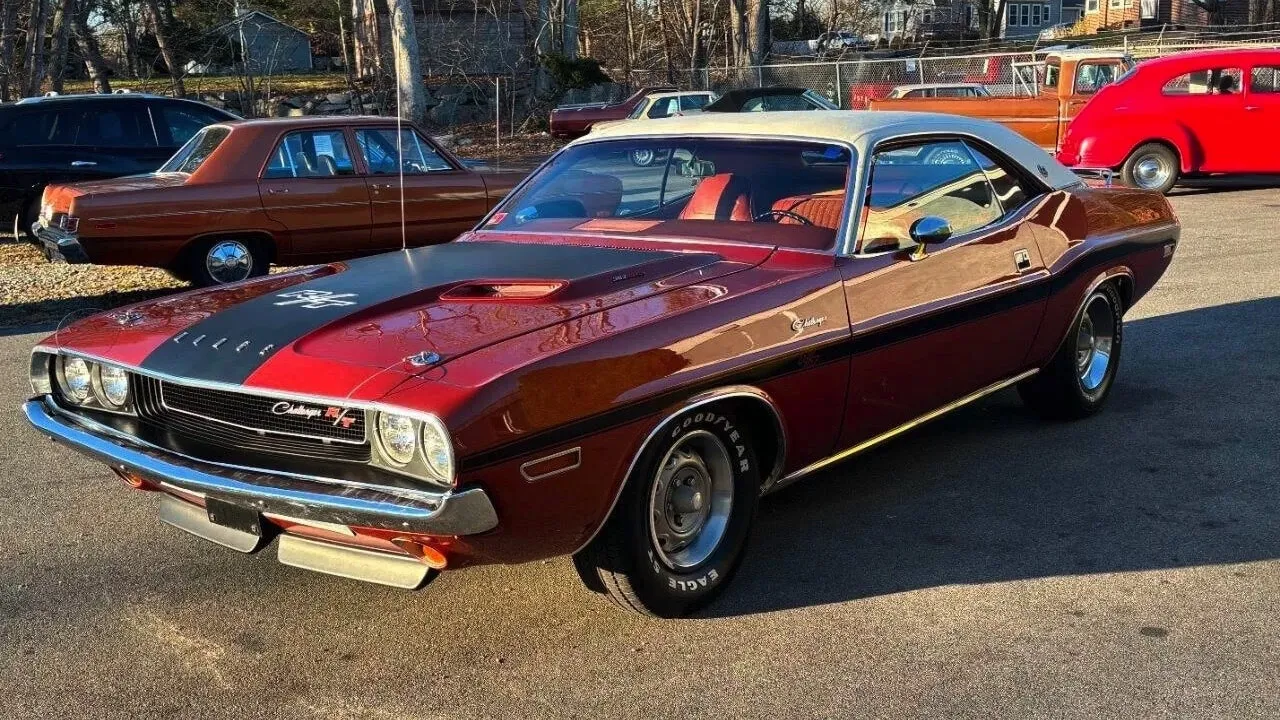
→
(34, 117, 521, 285)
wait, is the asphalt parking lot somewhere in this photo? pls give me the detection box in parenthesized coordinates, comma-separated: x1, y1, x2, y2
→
(1, 185, 1278, 719)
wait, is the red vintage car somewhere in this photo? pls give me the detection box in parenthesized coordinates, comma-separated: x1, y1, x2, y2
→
(34, 117, 520, 286)
(24, 112, 1179, 617)
(1058, 48, 1280, 193)
(548, 86, 675, 139)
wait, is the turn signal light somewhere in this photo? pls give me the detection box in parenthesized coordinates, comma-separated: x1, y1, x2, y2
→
(390, 537, 448, 570)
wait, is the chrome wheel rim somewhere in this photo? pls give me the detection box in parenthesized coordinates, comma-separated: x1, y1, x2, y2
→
(1076, 293, 1116, 393)
(648, 430, 734, 571)
(632, 149, 655, 166)
(206, 241, 252, 283)
(1132, 154, 1172, 190)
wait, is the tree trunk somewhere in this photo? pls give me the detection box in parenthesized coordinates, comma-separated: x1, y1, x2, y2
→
(122, 4, 139, 77)
(70, 0, 109, 93)
(729, 0, 747, 66)
(622, 0, 633, 83)
(746, 0, 766, 65)
(25, 0, 49, 96)
(144, 0, 184, 96)
(46, 0, 70, 92)
(0, 0, 17, 101)
(388, 0, 425, 122)
(337, 0, 359, 106)
(563, 0, 578, 59)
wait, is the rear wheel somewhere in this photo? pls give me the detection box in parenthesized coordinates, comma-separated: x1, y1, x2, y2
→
(1121, 143, 1179, 194)
(185, 237, 269, 286)
(573, 406, 761, 617)
(1019, 282, 1124, 420)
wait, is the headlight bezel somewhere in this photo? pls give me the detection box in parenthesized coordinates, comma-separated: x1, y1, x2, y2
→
(93, 363, 131, 409)
(47, 353, 135, 415)
(371, 410, 455, 487)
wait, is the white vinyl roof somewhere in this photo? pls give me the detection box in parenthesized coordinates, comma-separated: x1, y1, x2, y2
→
(576, 110, 1083, 190)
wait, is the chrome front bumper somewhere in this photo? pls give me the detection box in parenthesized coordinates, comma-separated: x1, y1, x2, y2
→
(23, 397, 499, 537)
(32, 222, 89, 263)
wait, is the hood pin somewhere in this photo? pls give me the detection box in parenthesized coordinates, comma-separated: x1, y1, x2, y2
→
(406, 351, 441, 367)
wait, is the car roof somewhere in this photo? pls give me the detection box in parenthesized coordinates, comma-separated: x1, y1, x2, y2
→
(11, 91, 192, 105)
(1045, 49, 1129, 60)
(1133, 46, 1280, 70)
(892, 83, 985, 91)
(648, 91, 715, 100)
(575, 110, 1082, 190)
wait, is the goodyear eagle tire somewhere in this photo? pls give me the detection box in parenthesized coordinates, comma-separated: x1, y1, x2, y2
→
(573, 406, 760, 617)
(1019, 282, 1124, 420)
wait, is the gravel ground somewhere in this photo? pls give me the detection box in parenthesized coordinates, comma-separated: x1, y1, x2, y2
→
(1, 185, 1278, 720)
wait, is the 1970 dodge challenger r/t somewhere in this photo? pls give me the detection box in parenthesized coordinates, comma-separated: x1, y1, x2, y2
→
(24, 112, 1179, 617)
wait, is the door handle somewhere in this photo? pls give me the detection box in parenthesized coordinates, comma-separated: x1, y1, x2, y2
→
(1014, 249, 1032, 273)
(267, 188, 289, 194)
(372, 183, 394, 190)
(70, 160, 97, 167)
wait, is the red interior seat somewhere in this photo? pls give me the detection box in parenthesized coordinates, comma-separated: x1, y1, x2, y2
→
(771, 193, 846, 230)
(679, 173, 752, 221)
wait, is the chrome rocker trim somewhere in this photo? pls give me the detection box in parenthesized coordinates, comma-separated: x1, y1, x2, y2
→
(24, 397, 499, 537)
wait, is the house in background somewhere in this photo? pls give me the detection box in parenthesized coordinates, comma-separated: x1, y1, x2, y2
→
(879, 0, 981, 42)
(350, 0, 529, 78)
(1073, 0, 1247, 33)
(207, 10, 313, 74)
(1000, 0, 1067, 37)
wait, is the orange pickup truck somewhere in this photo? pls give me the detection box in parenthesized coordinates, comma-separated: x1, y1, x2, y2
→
(869, 50, 1133, 152)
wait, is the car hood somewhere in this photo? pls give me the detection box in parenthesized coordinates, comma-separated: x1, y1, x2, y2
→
(47, 239, 751, 398)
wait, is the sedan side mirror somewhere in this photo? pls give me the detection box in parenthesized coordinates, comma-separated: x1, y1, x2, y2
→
(908, 216, 952, 261)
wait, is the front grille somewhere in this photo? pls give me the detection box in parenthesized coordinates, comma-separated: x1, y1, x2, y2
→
(134, 376, 371, 462)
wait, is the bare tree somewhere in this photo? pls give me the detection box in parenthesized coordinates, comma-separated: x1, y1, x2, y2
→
(24, 0, 48, 95)
(0, 0, 17, 100)
(70, 0, 110, 92)
(388, 0, 425, 121)
(46, 0, 71, 92)
(143, 0, 185, 96)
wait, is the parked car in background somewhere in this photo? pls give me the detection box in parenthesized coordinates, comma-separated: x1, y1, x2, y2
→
(886, 83, 992, 99)
(701, 87, 838, 112)
(869, 50, 1132, 152)
(816, 30, 874, 56)
(549, 86, 676, 139)
(1058, 48, 1280, 193)
(0, 91, 236, 236)
(621, 91, 717, 120)
(25, 111, 1178, 617)
(34, 117, 521, 285)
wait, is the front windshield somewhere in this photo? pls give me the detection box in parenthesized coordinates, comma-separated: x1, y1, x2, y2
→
(158, 126, 230, 174)
(485, 138, 854, 251)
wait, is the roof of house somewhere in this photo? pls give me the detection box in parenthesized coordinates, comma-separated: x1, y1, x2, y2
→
(574, 110, 1083, 190)
(209, 10, 308, 37)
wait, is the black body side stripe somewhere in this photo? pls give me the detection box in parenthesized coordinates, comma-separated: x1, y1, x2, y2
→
(459, 235, 1172, 471)
(140, 242, 680, 385)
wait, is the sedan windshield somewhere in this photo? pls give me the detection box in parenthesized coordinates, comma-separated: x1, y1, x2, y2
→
(486, 138, 853, 251)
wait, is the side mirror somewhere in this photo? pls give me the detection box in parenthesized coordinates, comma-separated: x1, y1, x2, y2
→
(908, 216, 952, 261)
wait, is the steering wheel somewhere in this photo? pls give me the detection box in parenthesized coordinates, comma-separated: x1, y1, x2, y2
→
(754, 209, 814, 226)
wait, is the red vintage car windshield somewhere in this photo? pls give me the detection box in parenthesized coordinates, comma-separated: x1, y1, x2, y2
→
(486, 138, 854, 251)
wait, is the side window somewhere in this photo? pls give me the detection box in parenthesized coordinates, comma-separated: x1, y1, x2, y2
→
(627, 102, 647, 119)
(1162, 67, 1243, 95)
(647, 98, 678, 118)
(1250, 66, 1280, 93)
(0, 108, 74, 145)
(1074, 62, 1121, 95)
(156, 103, 226, 146)
(679, 94, 711, 112)
(964, 143, 1033, 214)
(1044, 62, 1061, 89)
(860, 140, 1000, 253)
(263, 129, 356, 178)
(355, 128, 452, 175)
(72, 107, 156, 147)
(904, 89, 925, 98)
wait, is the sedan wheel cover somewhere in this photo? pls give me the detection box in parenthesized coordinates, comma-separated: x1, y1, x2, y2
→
(1133, 154, 1172, 190)
(1076, 294, 1116, 393)
(206, 241, 253, 284)
(648, 430, 735, 571)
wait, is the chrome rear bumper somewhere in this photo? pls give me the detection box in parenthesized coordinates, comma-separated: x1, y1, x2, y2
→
(32, 222, 89, 263)
(23, 397, 499, 537)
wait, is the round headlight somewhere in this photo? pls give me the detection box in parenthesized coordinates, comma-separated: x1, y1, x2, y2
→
(97, 364, 130, 407)
(376, 413, 418, 466)
(62, 357, 93, 403)
(420, 416, 454, 482)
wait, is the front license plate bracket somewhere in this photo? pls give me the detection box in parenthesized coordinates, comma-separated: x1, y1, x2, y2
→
(205, 497, 263, 536)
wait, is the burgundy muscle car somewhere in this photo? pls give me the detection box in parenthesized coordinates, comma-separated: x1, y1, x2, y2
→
(25, 112, 1179, 617)
(34, 116, 520, 286)
(549, 86, 676, 139)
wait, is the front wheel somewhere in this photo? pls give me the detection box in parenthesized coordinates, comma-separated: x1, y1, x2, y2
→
(1019, 282, 1124, 420)
(1121, 143, 1179, 194)
(573, 407, 761, 617)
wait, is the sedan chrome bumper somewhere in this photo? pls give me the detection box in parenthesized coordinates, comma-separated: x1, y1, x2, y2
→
(32, 222, 89, 263)
(23, 397, 499, 537)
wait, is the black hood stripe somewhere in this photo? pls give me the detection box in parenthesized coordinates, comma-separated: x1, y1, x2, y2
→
(141, 241, 678, 384)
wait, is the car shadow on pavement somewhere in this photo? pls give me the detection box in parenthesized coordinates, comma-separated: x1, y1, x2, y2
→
(1169, 176, 1280, 197)
(0, 288, 180, 338)
(709, 296, 1280, 618)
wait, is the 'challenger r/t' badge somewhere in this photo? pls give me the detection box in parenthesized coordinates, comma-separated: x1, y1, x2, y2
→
(273, 289, 359, 309)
